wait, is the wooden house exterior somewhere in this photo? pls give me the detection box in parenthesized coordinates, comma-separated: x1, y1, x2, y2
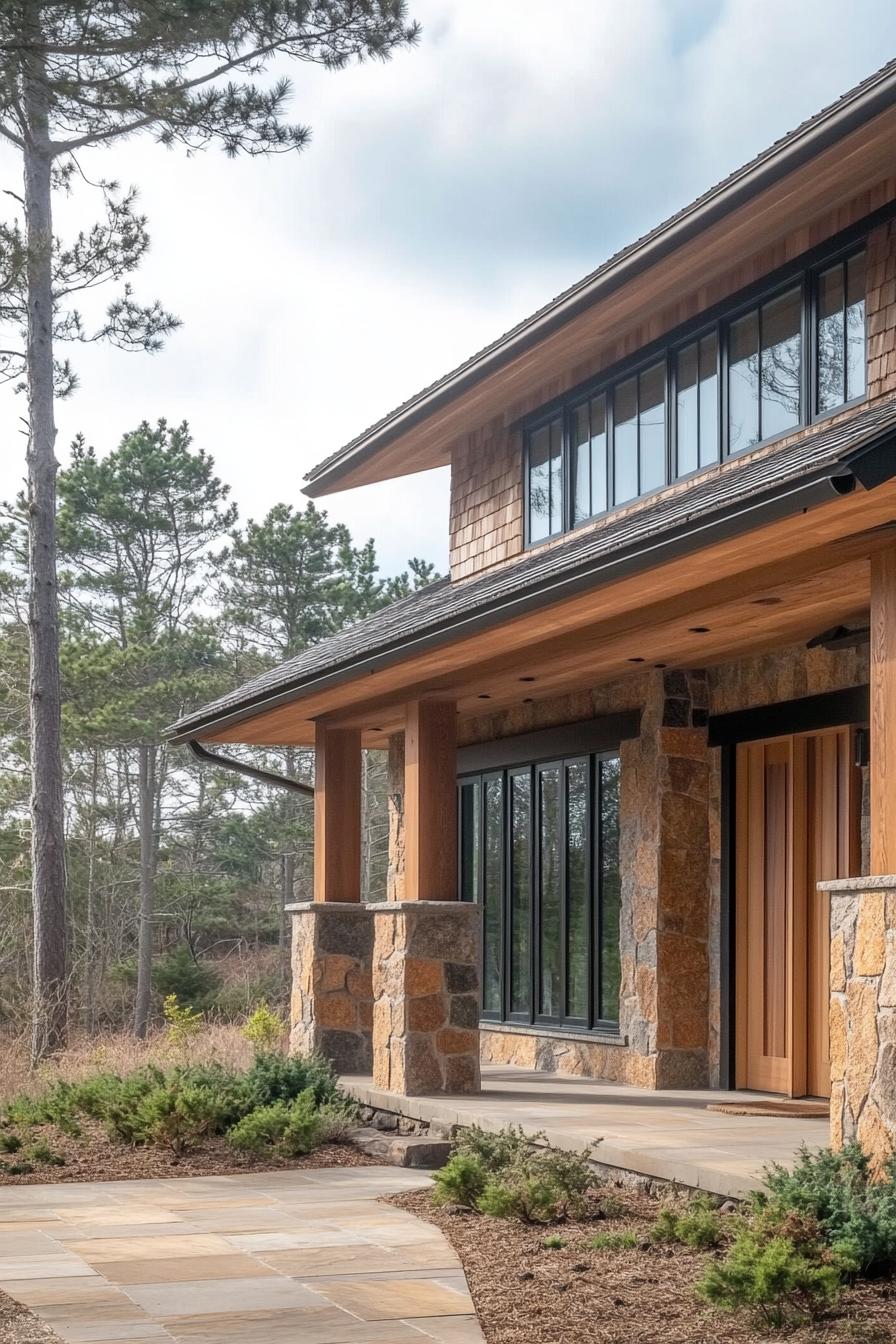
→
(171, 61, 896, 1160)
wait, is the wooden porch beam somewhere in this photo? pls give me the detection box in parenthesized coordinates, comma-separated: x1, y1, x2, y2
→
(870, 546, 896, 875)
(404, 699, 457, 901)
(313, 722, 361, 902)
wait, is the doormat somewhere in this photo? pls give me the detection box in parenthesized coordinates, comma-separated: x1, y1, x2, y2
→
(707, 1099, 829, 1118)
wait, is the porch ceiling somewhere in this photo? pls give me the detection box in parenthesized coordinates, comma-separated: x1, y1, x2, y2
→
(198, 480, 896, 749)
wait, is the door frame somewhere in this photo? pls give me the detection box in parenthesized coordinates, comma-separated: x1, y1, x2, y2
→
(712, 686, 868, 1092)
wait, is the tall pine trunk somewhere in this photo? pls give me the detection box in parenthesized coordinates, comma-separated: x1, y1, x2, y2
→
(279, 747, 296, 974)
(24, 49, 68, 1064)
(133, 743, 155, 1037)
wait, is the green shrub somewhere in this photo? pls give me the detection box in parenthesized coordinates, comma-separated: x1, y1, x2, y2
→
(243, 1002, 286, 1052)
(758, 1143, 896, 1273)
(225, 1089, 337, 1157)
(0, 1133, 21, 1153)
(133, 1078, 229, 1154)
(436, 1125, 598, 1224)
(590, 1231, 638, 1251)
(244, 1051, 339, 1108)
(226, 1101, 290, 1152)
(5, 1161, 34, 1176)
(651, 1195, 722, 1249)
(697, 1226, 842, 1328)
(432, 1152, 488, 1209)
(152, 945, 220, 1009)
(163, 994, 204, 1046)
(542, 1234, 566, 1249)
(314, 1097, 359, 1144)
(280, 1090, 324, 1156)
(28, 1141, 64, 1167)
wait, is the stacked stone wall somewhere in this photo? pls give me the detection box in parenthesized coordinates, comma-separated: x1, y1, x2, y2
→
(824, 878, 896, 1168)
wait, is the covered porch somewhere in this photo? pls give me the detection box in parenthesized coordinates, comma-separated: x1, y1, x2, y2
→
(342, 1063, 830, 1199)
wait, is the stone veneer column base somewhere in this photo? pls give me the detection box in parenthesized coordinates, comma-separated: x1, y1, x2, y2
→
(371, 901, 482, 1096)
(287, 902, 373, 1074)
(820, 876, 896, 1169)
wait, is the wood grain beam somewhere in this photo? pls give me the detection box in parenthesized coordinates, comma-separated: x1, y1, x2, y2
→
(404, 699, 457, 901)
(870, 546, 896, 874)
(313, 722, 361, 903)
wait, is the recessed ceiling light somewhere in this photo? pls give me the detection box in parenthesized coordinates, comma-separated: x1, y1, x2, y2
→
(753, 596, 783, 606)
(654, 662, 667, 669)
(689, 626, 710, 634)
(628, 657, 645, 663)
(522, 697, 534, 704)
(478, 693, 491, 700)
(519, 676, 536, 682)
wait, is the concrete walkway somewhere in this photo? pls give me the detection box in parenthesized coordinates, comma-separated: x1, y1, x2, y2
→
(344, 1064, 830, 1199)
(0, 1167, 483, 1344)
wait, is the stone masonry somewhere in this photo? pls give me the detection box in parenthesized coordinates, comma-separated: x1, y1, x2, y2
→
(288, 903, 373, 1074)
(619, 669, 711, 1089)
(371, 901, 482, 1096)
(822, 876, 896, 1169)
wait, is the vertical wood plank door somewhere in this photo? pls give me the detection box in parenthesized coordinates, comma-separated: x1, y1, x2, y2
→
(736, 729, 859, 1098)
(737, 738, 799, 1095)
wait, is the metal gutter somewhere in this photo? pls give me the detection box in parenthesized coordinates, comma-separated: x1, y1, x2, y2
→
(169, 438, 896, 747)
(304, 65, 896, 497)
(188, 740, 314, 796)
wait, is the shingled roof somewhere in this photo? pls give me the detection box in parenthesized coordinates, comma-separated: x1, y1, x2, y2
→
(170, 399, 896, 743)
(303, 57, 896, 498)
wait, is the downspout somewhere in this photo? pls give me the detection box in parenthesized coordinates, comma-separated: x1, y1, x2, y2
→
(187, 739, 314, 797)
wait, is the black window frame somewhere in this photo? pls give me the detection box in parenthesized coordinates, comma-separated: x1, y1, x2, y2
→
(522, 232, 869, 548)
(458, 748, 621, 1034)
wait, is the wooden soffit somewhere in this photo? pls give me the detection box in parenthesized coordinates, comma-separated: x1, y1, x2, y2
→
(197, 480, 896, 749)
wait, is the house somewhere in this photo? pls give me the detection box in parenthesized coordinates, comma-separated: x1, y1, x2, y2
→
(170, 60, 896, 1162)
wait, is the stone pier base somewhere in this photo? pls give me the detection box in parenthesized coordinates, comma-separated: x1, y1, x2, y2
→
(371, 902, 482, 1096)
(287, 902, 373, 1074)
(821, 876, 896, 1168)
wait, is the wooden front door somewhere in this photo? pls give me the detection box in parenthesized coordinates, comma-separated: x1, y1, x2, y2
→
(735, 728, 859, 1097)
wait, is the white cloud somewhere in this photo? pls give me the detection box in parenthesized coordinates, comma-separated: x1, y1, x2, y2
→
(1, 0, 895, 576)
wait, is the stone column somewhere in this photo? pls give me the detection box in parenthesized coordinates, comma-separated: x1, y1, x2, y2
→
(821, 877, 896, 1168)
(619, 669, 711, 1089)
(371, 901, 481, 1096)
(288, 902, 373, 1074)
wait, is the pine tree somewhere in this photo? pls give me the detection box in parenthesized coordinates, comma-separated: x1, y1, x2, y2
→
(0, 2, 419, 1059)
(58, 420, 236, 1036)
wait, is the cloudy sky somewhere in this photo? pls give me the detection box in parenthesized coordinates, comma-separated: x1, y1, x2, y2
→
(2, 0, 896, 576)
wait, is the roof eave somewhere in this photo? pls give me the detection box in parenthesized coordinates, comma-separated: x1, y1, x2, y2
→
(170, 437, 896, 747)
(302, 65, 896, 499)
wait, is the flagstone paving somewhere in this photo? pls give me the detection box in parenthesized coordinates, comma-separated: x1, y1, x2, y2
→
(0, 1167, 484, 1344)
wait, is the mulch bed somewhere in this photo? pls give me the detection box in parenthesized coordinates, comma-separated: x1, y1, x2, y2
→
(388, 1188, 896, 1344)
(0, 1118, 376, 1187)
(0, 1292, 57, 1344)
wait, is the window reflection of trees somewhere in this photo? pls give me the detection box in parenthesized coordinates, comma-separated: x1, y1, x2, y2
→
(539, 767, 561, 1018)
(459, 753, 622, 1029)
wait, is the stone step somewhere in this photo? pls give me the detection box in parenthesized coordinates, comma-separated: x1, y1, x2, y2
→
(348, 1128, 452, 1169)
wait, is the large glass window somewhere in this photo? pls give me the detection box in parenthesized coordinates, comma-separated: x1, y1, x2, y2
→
(523, 243, 867, 543)
(458, 750, 622, 1029)
(482, 776, 504, 1016)
(817, 252, 866, 413)
(572, 394, 607, 523)
(676, 331, 719, 476)
(526, 415, 563, 543)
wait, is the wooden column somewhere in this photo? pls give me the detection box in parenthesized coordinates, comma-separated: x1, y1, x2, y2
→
(404, 699, 457, 901)
(313, 722, 361, 902)
(870, 548, 896, 875)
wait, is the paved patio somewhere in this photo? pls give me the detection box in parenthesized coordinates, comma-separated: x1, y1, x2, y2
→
(344, 1063, 830, 1199)
(0, 1167, 483, 1344)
